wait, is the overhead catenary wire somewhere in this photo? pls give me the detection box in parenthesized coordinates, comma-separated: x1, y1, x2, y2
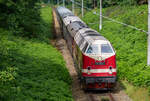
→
(70, 0, 148, 34)
(97, 13, 148, 34)
(70, 0, 93, 10)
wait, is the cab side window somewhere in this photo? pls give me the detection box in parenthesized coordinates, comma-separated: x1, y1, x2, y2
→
(87, 46, 93, 53)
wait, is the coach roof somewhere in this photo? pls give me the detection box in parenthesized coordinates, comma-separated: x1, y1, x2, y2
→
(63, 16, 83, 26)
(57, 6, 73, 18)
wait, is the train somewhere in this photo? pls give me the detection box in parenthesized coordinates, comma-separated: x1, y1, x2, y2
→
(56, 6, 117, 90)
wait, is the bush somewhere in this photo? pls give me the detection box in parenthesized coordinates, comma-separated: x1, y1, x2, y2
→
(0, 6, 73, 100)
(0, 29, 73, 100)
(0, 0, 53, 42)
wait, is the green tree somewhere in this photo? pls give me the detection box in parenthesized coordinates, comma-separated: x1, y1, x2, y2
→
(0, 0, 44, 38)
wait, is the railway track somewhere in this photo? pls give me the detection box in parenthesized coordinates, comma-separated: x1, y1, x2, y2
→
(108, 93, 115, 101)
(88, 94, 99, 101)
(87, 92, 115, 101)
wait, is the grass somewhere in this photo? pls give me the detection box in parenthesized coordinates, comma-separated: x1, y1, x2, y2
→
(41, 6, 53, 24)
(122, 80, 150, 101)
(40, 6, 53, 37)
(0, 6, 73, 101)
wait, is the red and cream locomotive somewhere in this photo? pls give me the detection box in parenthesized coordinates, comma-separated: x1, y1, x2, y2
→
(56, 7, 117, 90)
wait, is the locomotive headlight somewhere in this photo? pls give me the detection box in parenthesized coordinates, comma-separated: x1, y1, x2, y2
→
(87, 66, 91, 75)
(109, 66, 112, 70)
(109, 66, 113, 74)
(87, 66, 91, 70)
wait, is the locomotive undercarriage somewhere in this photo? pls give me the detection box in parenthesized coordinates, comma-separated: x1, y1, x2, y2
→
(80, 76, 116, 90)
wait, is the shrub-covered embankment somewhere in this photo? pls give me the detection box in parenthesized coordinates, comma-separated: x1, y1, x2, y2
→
(82, 5, 150, 91)
(0, 6, 73, 101)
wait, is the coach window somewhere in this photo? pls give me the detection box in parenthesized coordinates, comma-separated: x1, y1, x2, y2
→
(101, 44, 113, 53)
(86, 44, 99, 54)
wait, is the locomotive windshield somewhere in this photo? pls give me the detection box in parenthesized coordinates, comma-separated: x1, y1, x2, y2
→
(101, 44, 113, 53)
(86, 44, 113, 54)
(86, 44, 99, 54)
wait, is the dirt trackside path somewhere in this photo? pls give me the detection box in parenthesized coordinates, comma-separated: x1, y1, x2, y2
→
(52, 8, 89, 101)
(52, 7, 132, 101)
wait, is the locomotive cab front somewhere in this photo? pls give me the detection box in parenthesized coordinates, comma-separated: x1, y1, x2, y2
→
(82, 40, 117, 90)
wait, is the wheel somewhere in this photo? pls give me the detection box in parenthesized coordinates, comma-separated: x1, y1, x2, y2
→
(80, 82, 88, 92)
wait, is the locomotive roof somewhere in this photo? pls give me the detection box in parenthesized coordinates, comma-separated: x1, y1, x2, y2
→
(57, 6, 73, 18)
(63, 16, 83, 26)
(62, 13, 74, 18)
(69, 21, 87, 30)
(84, 32, 107, 43)
(74, 28, 108, 51)
(67, 21, 88, 37)
(56, 6, 110, 53)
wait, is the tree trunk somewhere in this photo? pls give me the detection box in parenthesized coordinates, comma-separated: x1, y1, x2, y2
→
(138, 0, 148, 4)
(93, 0, 97, 8)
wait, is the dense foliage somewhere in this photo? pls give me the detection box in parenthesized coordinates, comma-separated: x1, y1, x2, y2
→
(61, 0, 147, 8)
(82, 5, 150, 92)
(0, 0, 52, 42)
(0, 5, 73, 100)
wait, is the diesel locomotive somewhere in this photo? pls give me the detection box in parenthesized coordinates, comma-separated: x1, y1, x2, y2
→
(56, 6, 117, 90)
